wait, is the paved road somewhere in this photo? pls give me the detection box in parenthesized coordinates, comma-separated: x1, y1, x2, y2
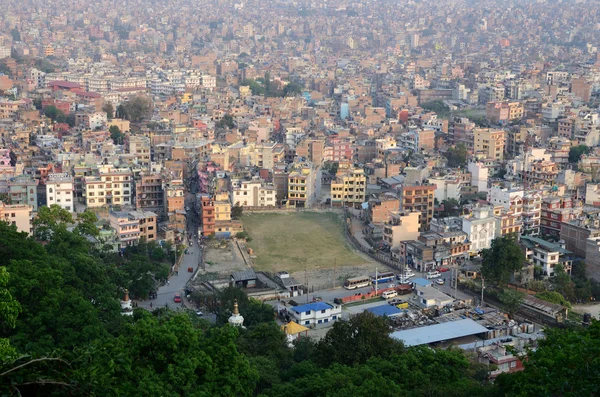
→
(139, 162, 202, 311)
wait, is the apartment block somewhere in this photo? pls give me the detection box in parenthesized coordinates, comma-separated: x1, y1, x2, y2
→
(330, 167, 366, 208)
(200, 195, 215, 236)
(0, 203, 33, 235)
(129, 136, 152, 169)
(287, 162, 320, 209)
(165, 179, 185, 214)
(2, 175, 39, 210)
(398, 183, 436, 231)
(45, 173, 74, 212)
(84, 165, 133, 208)
(521, 236, 573, 278)
(462, 206, 497, 253)
(231, 177, 277, 208)
(382, 211, 421, 248)
(540, 196, 582, 239)
(128, 210, 157, 242)
(135, 173, 164, 217)
(474, 128, 505, 160)
(109, 211, 140, 248)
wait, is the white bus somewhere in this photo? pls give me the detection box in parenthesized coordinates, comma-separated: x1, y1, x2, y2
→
(344, 276, 371, 290)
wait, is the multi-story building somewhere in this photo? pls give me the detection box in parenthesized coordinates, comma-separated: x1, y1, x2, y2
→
(129, 136, 152, 170)
(398, 183, 436, 231)
(485, 101, 524, 124)
(109, 211, 140, 248)
(45, 173, 74, 212)
(231, 177, 277, 207)
(521, 236, 573, 278)
(473, 128, 505, 160)
(428, 174, 462, 203)
(366, 195, 400, 225)
(135, 173, 164, 217)
(3, 175, 39, 210)
(0, 203, 33, 235)
(84, 165, 133, 208)
(462, 206, 497, 253)
(540, 196, 582, 239)
(165, 179, 185, 214)
(524, 161, 558, 186)
(493, 205, 522, 237)
(200, 195, 215, 236)
(287, 162, 320, 209)
(561, 217, 600, 259)
(290, 301, 342, 326)
(330, 167, 366, 208)
(128, 210, 157, 242)
(521, 193, 542, 236)
(382, 211, 421, 248)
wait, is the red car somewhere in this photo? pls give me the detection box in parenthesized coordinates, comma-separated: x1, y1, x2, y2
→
(174, 293, 182, 303)
(439, 267, 449, 273)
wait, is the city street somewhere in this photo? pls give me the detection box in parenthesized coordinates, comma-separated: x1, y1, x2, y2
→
(138, 162, 202, 311)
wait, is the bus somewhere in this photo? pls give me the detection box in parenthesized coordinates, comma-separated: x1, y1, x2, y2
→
(370, 271, 395, 284)
(344, 276, 371, 290)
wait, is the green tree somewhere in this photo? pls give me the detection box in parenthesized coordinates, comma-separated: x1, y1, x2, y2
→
(240, 79, 265, 96)
(283, 81, 303, 97)
(445, 143, 468, 168)
(481, 234, 525, 286)
(535, 290, 572, 309)
(314, 311, 403, 367)
(74, 210, 99, 237)
(10, 28, 20, 42)
(109, 125, 125, 145)
(0, 267, 21, 361)
(232, 203, 243, 219)
(498, 288, 525, 318)
(43, 105, 66, 123)
(421, 100, 450, 118)
(33, 204, 73, 241)
(568, 144, 590, 164)
(215, 287, 274, 327)
(441, 198, 461, 217)
(217, 114, 235, 129)
(495, 321, 600, 396)
(102, 102, 115, 120)
(121, 96, 152, 123)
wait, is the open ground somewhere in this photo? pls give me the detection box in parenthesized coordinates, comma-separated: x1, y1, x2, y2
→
(242, 211, 370, 273)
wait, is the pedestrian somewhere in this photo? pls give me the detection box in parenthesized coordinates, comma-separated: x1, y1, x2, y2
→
(150, 302, 153, 308)
(167, 280, 170, 286)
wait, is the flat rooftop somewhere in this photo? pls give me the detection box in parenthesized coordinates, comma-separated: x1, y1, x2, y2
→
(390, 318, 489, 347)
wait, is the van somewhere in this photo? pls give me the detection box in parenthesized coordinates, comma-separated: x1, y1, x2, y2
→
(382, 290, 398, 300)
(426, 271, 441, 279)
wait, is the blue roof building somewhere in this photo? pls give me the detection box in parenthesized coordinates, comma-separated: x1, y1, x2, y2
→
(291, 301, 342, 327)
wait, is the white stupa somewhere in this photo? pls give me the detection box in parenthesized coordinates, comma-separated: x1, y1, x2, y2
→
(121, 289, 133, 316)
(228, 299, 244, 327)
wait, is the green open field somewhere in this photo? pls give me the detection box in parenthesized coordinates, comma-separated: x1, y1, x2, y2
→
(242, 212, 366, 272)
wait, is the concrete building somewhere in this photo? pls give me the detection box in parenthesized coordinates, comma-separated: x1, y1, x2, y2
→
(0, 203, 33, 235)
(290, 302, 342, 326)
(462, 206, 497, 253)
(520, 236, 573, 278)
(84, 165, 133, 208)
(231, 177, 277, 207)
(45, 173, 74, 212)
(382, 211, 421, 248)
(128, 210, 157, 242)
(561, 218, 600, 259)
(200, 195, 215, 236)
(287, 162, 320, 209)
(429, 174, 462, 203)
(109, 211, 141, 248)
(474, 128, 505, 160)
(468, 161, 489, 193)
(3, 175, 39, 210)
(135, 173, 164, 217)
(331, 167, 366, 208)
(399, 183, 436, 231)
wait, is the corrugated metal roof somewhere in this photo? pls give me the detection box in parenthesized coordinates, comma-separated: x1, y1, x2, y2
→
(366, 304, 403, 317)
(230, 269, 257, 282)
(391, 318, 489, 347)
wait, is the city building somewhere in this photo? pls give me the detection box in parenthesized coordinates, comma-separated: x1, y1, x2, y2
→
(45, 173, 74, 212)
(398, 183, 436, 231)
(382, 211, 421, 248)
(128, 210, 157, 242)
(84, 165, 133, 208)
(0, 203, 33, 235)
(231, 177, 277, 207)
(521, 236, 573, 278)
(290, 302, 342, 326)
(462, 206, 497, 254)
(330, 167, 366, 208)
(135, 173, 164, 217)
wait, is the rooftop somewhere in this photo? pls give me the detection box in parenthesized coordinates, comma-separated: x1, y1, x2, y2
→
(391, 318, 489, 347)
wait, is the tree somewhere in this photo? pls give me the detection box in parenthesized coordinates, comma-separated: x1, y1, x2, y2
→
(495, 321, 600, 396)
(10, 28, 20, 42)
(240, 79, 265, 96)
(535, 291, 572, 309)
(0, 267, 21, 361)
(283, 82, 303, 97)
(232, 203, 243, 219)
(43, 105, 66, 122)
(74, 210, 99, 237)
(481, 234, 525, 286)
(109, 125, 125, 145)
(216, 287, 274, 327)
(102, 102, 114, 120)
(441, 198, 461, 217)
(217, 114, 235, 129)
(568, 144, 590, 164)
(121, 96, 152, 123)
(115, 104, 127, 119)
(445, 143, 468, 168)
(498, 288, 524, 318)
(421, 100, 450, 118)
(314, 311, 403, 367)
(33, 204, 73, 241)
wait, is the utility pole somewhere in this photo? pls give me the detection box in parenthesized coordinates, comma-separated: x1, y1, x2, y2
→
(305, 261, 309, 303)
(481, 276, 485, 307)
(375, 267, 378, 295)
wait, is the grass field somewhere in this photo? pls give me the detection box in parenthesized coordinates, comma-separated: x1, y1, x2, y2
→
(242, 212, 366, 272)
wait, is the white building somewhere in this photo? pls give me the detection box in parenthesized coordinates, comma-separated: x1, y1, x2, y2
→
(468, 161, 489, 193)
(201, 75, 216, 89)
(45, 173, 74, 212)
(290, 302, 342, 326)
(462, 206, 497, 252)
(487, 186, 524, 210)
(231, 177, 277, 207)
(429, 174, 462, 202)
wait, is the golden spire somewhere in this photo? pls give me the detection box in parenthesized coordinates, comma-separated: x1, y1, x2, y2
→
(233, 299, 239, 315)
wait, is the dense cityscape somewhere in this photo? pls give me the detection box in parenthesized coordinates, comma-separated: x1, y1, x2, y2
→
(1, 0, 600, 395)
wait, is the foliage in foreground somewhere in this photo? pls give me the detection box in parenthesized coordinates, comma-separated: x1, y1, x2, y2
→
(1, 222, 599, 396)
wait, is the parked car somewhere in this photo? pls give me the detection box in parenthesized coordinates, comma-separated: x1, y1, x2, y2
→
(435, 278, 445, 285)
(439, 267, 450, 272)
(196, 310, 204, 316)
(174, 293, 182, 303)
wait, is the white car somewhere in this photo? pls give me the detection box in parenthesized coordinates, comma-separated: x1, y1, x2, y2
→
(435, 278, 445, 285)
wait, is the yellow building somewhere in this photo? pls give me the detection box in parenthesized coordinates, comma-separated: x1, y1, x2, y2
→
(287, 162, 319, 208)
(0, 203, 32, 235)
(474, 128, 505, 160)
(214, 192, 231, 222)
(331, 167, 367, 208)
(181, 92, 193, 104)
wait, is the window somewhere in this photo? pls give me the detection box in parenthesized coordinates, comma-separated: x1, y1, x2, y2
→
(321, 309, 326, 314)
(324, 318, 329, 323)
(305, 321, 310, 325)
(49, 188, 53, 193)
(305, 310, 311, 315)
(332, 315, 337, 320)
